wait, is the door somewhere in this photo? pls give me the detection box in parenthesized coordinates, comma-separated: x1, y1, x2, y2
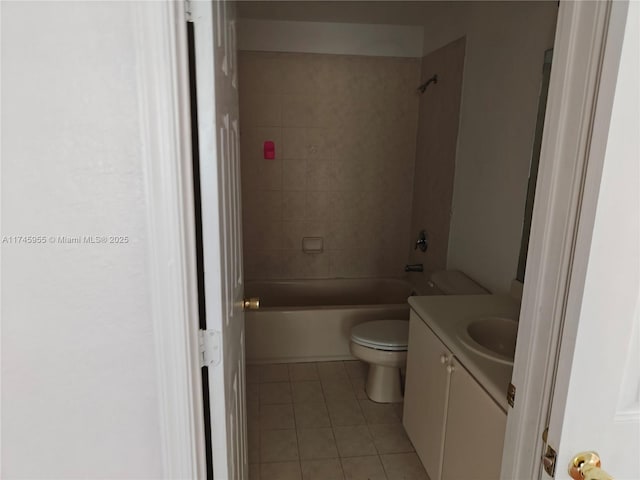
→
(543, 1, 639, 478)
(502, 1, 639, 478)
(190, 1, 246, 478)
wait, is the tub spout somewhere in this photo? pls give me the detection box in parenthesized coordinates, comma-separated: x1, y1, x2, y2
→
(405, 264, 423, 272)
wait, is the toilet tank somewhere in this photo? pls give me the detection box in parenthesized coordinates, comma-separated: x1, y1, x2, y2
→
(428, 270, 489, 295)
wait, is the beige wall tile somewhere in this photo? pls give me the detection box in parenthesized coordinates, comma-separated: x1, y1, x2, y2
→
(239, 52, 284, 95)
(281, 55, 318, 94)
(306, 161, 336, 191)
(283, 190, 307, 220)
(282, 127, 308, 159)
(281, 250, 330, 278)
(328, 249, 391, 278)
(244, 189, 282, 221)
(306, 128, 334, 159)
(249, 428, 260, 464)
(247, 382, 260, 401)
(282, 160, 308, 191)
(408, 38, 466, 276)
(325, 222, 362, 251)
(243, 220, 282, 251)
(247, 365, 260, 384)
(282, 94, 322, 127)
(306, 191, 331, 220)
(241, 92, 282, 127)
(282, 220, 327, 250)
(240, 51, 420, 280)
(241, 127, 282, 161)
(242, 157, 282, 191)
(243, 249, 283, 279)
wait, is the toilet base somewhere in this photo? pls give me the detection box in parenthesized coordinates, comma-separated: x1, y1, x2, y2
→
(365, 364, 403, 403)
(350, 342, 406, 403)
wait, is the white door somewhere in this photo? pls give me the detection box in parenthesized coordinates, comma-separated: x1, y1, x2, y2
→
(543, 1, 639, 478)
(190, 1, 246, 478)
(502, 2, 639, 478)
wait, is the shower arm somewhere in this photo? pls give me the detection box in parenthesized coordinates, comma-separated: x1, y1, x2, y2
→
(417, 74, 438, 94)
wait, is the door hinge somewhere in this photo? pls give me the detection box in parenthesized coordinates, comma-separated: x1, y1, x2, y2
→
(199, 329, 221, 367)
(507, 382, 516, 407)
(185, 0, 194, 22)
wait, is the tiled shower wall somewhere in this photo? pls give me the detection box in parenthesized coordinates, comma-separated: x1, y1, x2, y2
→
(406, 38, 466, 280)
(239, 52, 420, 279)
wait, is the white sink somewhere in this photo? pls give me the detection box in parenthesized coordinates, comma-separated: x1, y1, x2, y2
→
(457, 316, 518, 365)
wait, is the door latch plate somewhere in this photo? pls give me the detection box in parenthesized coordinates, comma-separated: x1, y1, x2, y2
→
(542, 427, 557, 477)
(507, 382, 516, 407)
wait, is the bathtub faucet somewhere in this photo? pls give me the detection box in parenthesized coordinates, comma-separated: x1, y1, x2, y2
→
(405, 264, 424, 273)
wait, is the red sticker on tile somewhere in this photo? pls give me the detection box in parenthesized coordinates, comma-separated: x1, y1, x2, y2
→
(264, 141, 275, 160)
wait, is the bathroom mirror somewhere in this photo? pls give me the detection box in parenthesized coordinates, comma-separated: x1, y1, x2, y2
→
(517, 49, 554, 283)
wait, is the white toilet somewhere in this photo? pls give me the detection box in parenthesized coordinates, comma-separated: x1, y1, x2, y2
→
(350, 270, 488, 403)
(350, 320, 409, 403)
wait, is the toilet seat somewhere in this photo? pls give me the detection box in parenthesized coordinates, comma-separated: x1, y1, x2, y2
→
(350, 320, 409, 351)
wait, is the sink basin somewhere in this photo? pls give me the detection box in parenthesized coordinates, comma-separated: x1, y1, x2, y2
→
(457, 316, 518, 365)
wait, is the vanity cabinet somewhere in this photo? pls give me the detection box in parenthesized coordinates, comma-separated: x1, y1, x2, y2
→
(403, 311, 452, 479)
(403, 310, 507, 480)
(441, 357, 507, 480)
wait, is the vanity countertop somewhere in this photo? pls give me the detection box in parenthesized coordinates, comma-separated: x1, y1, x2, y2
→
(408, 294, 521, 412)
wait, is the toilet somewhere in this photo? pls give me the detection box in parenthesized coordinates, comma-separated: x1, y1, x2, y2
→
(349, 270, 488, 403)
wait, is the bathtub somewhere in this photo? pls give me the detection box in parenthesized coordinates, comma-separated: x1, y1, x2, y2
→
(244, 278, 435, 364)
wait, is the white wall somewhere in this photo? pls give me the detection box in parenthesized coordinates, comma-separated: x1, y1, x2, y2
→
(238, 1, 435, 27)
(238, 19, 423, 57)
(420, 2, 558, 293)
(1, 2, 166, 477)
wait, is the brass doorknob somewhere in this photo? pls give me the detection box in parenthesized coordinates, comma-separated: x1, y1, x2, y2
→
(569, 451, 614, 480)
(243, 297, 260, 310)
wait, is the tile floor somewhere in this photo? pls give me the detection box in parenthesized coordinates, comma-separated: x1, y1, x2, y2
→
(246, 360, 429, 480)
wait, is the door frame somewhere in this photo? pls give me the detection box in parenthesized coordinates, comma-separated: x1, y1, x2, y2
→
(501, 1, 630, 478)
(135, 2, 206, 478)
(134, 1, 631, 479)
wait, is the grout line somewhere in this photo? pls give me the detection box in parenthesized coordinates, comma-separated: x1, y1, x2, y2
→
(293, 399, 303, 476)
(254, 361, 409, 479)
(289, 374, 304, 476)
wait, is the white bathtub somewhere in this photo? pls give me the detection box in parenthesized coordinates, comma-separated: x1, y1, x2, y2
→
(244, 278, 435, 364)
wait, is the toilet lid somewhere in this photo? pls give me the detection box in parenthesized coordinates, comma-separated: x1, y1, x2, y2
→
(350, 320, 409, 351)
